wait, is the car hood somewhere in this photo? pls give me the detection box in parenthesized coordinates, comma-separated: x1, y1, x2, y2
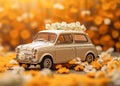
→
(19, 41, 53, 51)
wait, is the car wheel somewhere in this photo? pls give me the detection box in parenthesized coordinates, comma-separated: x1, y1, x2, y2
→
(86, 53, 94, 63)
(19, 63, 30, 70)
(40, 57, 53, 69)
(25, 64, 30, 70)
(19, 63, 22, 66)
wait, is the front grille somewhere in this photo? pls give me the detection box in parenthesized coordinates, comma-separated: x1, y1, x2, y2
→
(17, 51, 33, 61)
(25, 54, 32, 60)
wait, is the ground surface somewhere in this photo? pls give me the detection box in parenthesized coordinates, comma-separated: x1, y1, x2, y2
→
(0, 51, 120, 86)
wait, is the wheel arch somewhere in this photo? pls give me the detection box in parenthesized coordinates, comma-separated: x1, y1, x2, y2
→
(85, 51, 95, 60)
(39, 53, 54, 63)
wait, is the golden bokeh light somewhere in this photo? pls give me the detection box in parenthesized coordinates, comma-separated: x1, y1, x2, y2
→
(0, 0, 119, 52)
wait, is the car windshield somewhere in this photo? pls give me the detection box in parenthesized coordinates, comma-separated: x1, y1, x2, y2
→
(33, 32, 57, 43)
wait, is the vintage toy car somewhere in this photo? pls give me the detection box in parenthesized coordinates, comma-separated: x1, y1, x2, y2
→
(15, 22, 98, 69)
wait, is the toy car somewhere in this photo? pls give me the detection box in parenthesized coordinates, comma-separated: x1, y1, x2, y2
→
(15, 22, 98, 69)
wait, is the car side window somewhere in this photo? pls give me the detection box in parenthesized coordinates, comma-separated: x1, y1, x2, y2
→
(57, 34, 73, 44)
(74, 34, 88, 43)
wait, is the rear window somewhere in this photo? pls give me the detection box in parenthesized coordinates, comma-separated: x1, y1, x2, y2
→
(74, 34, 88, 43)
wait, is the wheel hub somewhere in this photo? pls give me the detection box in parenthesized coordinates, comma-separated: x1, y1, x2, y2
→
(44, 58, 52, 68)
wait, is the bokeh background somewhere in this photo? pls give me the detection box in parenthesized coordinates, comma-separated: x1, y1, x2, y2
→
(0, 0, 119, 52)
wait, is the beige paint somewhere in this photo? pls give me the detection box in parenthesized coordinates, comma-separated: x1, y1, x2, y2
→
(16, 30, 98, 64)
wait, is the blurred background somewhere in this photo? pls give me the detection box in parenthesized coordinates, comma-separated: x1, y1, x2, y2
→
(0, 0, 119, 52)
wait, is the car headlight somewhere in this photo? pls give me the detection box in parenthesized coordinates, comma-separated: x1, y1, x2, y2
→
(18, 52, 25, 60)
(15, 47, 20, 53)
(32, 49, 37, 55)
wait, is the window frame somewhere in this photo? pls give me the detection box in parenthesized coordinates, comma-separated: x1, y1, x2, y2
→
(33, 32, 57, 43)
(73, 33, 88, 43)
(56, 34, 73, 44)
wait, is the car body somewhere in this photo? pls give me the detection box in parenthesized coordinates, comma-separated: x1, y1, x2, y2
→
(16, 30, 98, 69)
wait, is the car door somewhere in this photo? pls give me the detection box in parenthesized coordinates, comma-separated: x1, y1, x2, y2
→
(73, 34, 89, 61)
(54, 34, 75, 63)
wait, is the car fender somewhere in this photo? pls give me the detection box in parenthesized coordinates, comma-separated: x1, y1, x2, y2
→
(38, 53, 54, 63)
(85, 50, 96, 60)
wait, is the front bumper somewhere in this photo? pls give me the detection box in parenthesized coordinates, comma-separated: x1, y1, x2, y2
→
(16, 60, 38, 64)
(16, 52, 38, 64)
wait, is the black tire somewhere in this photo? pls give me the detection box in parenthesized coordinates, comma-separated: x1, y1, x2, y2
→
(19, 63, 30, 70)
(19, 63, 22, 66)
(40, 57, 53, 69)
(25, 64, 30, 70)
(86, 53, 94, 63)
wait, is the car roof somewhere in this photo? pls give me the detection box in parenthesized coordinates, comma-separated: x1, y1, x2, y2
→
(38, 30, 86, 35)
